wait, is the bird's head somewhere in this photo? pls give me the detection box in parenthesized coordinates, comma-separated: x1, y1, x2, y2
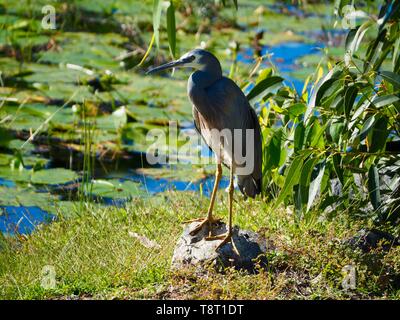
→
(147, 49, 220, 74)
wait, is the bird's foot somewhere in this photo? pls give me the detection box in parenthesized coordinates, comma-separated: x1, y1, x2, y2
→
(184, 216, 222, 236)
(206, 232, 239, 255)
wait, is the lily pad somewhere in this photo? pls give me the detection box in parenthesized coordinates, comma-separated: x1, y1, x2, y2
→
(87, 179, 147, 200)
(0, 166, 32, 183)
(31, 168, 78, 185)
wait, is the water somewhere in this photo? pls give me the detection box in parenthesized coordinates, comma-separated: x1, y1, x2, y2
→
(127, 173, 230, 197)
(0, 167, 230, 234)
(1, 39, 323, 235)
(0, 39, 327, 236)
(0, 206, 56, 235)
(237, 41, 324, 94)
(0, 178, 15, 188)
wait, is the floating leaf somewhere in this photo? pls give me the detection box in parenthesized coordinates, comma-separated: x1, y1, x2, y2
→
(88, 179, 146, 200)
(31, 168, 78, 185)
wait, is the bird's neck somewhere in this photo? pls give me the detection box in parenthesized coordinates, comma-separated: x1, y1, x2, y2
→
(189, 69, 221, 90)
(187, 59, 222, 114)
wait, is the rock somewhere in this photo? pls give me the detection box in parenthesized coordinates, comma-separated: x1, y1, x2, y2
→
(344, 228, 400, 253)
(171, 221, 269, 273)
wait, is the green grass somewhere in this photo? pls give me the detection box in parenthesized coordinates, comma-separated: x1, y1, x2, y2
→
(1, 191, 400, 300)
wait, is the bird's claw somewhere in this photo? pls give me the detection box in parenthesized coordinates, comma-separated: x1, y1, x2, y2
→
(184, 216, 222, 236)
(206, 232, 239, 255)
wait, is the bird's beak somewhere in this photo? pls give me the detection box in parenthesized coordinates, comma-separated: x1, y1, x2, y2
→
(147, 57, 190, 74)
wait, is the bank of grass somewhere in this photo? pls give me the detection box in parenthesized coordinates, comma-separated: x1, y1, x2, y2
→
(0, 191, 400, 300)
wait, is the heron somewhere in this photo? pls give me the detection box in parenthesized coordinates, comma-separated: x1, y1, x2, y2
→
(147, 49, 262, 251)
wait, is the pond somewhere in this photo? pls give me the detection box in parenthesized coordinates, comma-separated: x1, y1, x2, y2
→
(0, 1, 344, 235)
(237, 41, 324, 94)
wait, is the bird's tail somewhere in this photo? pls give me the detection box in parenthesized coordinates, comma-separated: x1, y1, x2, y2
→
(237, 175, 261, 199)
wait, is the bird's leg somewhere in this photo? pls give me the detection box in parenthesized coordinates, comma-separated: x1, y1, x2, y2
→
(185, 163, 223, 236)
(207, 164, 239, 255)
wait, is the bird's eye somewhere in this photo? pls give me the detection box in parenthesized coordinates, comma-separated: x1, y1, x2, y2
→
(182, 55, 196, 63)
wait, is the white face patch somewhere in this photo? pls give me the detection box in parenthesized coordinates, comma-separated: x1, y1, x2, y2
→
(179, 51, 203, 69)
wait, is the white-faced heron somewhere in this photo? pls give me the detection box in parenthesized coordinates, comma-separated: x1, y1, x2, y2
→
(148, 49, 262, 252)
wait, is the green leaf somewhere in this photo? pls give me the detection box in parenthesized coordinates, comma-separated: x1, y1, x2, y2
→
(345, 28, 358, 52)
(345, 20, 374, 58)
(372, 95, 400, 108)
(359, 115, 376, 140)
(299, 156, 320, 207)
(329, 120, 344, 143)
(232, 0, 238, 10)
(364, 29, 387, 72)
(310, 121, 327, 149)
(380, 71, 400, 88)
(294, 123, 305, 152)
(344, 86, 358, 119)
(246, 76, 283, 103)
(305, 68, 338, 124)
(350, 97, 371, 128)
(319, 80, 343, 107)
(307, 161, 326, 211)
(273, 155, 305, 209)
(0, 166, 32, 183)
(287, 103, 306, 117)
(368, 165, 381, 210)
(138, 34, 155, 66)
(332, 154, 344, 185)
(31, 168, 78, 185)
(369, 116, 388, 153)
(166, 1, 176, 58)
(153, 0, 163, 49)
(264, 129, 282, 172)
(88, 179, 146, 200)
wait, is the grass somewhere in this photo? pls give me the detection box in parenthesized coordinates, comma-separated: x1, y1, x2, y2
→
(1, 191, 400, 300)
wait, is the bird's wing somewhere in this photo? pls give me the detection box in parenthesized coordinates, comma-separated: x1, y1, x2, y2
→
(203, 77, 263, 195)
(192, 107, 201, 135)
(193, 106, 214, 154)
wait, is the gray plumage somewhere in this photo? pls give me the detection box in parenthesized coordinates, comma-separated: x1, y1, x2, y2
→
(188, 58, 262, 198)
(148, 49, 262, 198)
(148, 48, 262, 250)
